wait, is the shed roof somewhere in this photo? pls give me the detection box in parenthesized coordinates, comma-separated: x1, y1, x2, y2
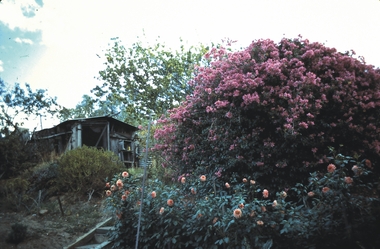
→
(34, 115, 139, 136)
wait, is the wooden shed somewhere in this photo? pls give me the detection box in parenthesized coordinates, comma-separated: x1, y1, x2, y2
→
(31, 115, 140, 167)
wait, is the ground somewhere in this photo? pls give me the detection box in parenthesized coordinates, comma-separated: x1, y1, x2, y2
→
(0, 194, 113, 249)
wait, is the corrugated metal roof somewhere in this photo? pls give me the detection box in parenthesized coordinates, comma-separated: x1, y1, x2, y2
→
(36, 115, 139, 133)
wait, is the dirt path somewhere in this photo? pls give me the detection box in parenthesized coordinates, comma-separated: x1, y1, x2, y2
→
(0, 196, 113, 249)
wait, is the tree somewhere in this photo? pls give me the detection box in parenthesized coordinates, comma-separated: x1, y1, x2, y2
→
(92, 37, 208, 126)
(0, 79, 59, 135)
(153, 37, 380, 190)
(0, 78, 60, 178)
(58, 94, 120, 121)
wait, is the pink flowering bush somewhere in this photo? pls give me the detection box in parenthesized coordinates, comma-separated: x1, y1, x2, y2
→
(153, 37, 380, 190)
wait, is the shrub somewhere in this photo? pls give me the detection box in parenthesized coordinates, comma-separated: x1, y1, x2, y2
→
(0, 128, 37, 179)
(6, 223, 28, 244)
(28, 162, 59, 194)
(0, 176, 30, 210)
(105, 152, 379, 248)
(57, 146, 124, 194)
(153, 37, 380, 190)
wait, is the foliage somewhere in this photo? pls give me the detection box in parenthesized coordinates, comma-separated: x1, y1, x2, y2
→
(153, 37, 380, 190)
(59, 94, 98, 121)
(0, 128, 37, 179)
(0, 78, 59, 134)
(6, 223, 28, 244)
(58, 94, 127, 121)
(57, 146, 124, 194)
(148, 158, 175, 185)
(92, 37, 208, 126)
(0, 78, 60, 179)
(104, 153, 379, 248)
(0, 176, 30, 211)
(0, 162, 59, 211)
(28, 162, 59, 194)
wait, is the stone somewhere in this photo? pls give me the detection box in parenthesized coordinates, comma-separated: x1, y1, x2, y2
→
(39, 209, 49, 215)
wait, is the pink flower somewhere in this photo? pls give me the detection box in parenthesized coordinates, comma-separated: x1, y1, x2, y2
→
(308, 191, 315, 197)
(122, 171, 129, 178)
(352, 165, 362, 175)
(116, 179, 123, 188)
(233, 208, 242, 219)
(167, 199, 174, 207)
(105, 190, 112, 196)
(181, 177, 186, 184)
(214, 100, 229, 109)
(242, 92, 260, 105)
(299, 122, 308, 129)
(250, 180, 256, 185)
(263, 189, 269, 198)
(225, 112, 233, 118)
(257, 220, 264, 226)
(151, 191, 157, 198)
(327, 164, 336, 173)
(206, 106, 215, 113)
(200, 175, 206, 182)
(225, 182, 230, 189)
(344, 177, 353, 184)
(121, 195, 127, 201)
(322, 187, 330, 193)
(242, 178, 247, 183)
(191, 188, 196, 194)
(352, 165, 358, 172)
(215, 168, 222, 177)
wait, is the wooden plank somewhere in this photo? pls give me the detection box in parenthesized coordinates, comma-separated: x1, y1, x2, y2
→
(63, 217, 113, 249)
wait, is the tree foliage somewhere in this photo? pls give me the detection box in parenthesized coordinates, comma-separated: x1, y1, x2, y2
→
(58, 94, 124, 121)
(92, 37, 208, 125)
(0, 78, 59, 179)
(0, 79, 59, 135)
(153, 37, 380, 190)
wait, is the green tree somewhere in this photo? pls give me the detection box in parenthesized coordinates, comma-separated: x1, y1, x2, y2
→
(58, 94, 129, 122)
(92, 37, 208, 125)
(0, 79, 59, 135)
(0, 78, 60, 178)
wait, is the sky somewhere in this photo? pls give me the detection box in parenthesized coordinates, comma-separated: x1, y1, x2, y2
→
(1, 0, 380, 130)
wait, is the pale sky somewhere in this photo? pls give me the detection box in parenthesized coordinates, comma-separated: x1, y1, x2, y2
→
(1, 0, 380, 129)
